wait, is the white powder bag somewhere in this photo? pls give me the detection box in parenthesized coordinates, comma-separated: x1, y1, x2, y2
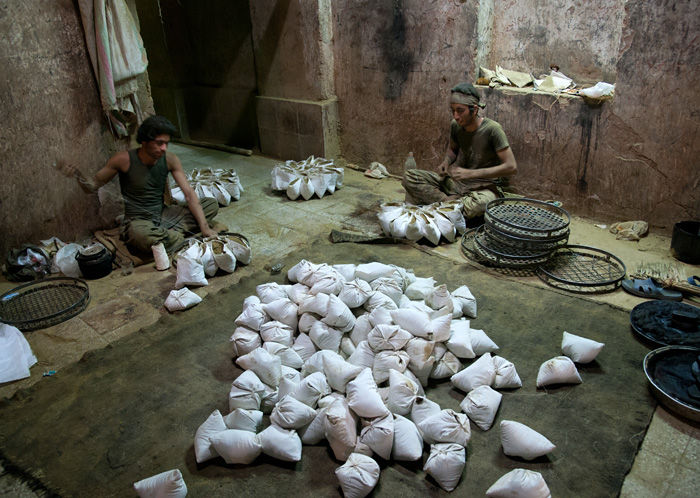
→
(562, 331, 605, 363)
(417, 409, 471, 447)
(223, 233, 252, 265)
(302, 350, 341, 377)
(391, 414, 423, 461)
(235, 347, 282, 388)
(370, 277, 403, 305)
(287, 259, 316, 284)
(349, 314, 372, 346)
(322, 294, 356, 332)
(387, 369, 420, 415)
(429, 349, 462, 380)
(199, 240, 218, 277)
(446, 320, 475, 359)
(270, 395, 319, 429)
(373, 350, 409, 384)
(193, 410, 228, 463)
(256, 282, 289, 303)
(368, 307, 393, 327)
(323, 354, 364, 393)
(287, 371, 331, 407)
(210, 429, 262, 464)
(230, 326, 262, 358)
(346, 341, 376, 370)
(359, 412, 394, 460)
(286, 177, 301, 200)
(536, 356, 582, 387)
(354, 262, 396, 282)
(325, 397, 359, 461)
(363, 291, 398, 312)
(286, 282, 312, 304)
(451, 284, 477, 318)
(404, 276, 436, 300)
(425, 284, 453, 313)
(367, 324, 412, 352)
(310, 272, 344, 296)
(262, 298, 298, 330)
(460, 385, 502, 431)
(390, 308, 451, 341)
(263, 341, 304, 370)
(346, 367, 389, 419)
(164, 288, 202, 312)
(281, 364, 302, 384)
(298, 407, 328, 445)
(423, 443, 465, 492)
(259, 424, 303, 462)
(134, 469, 187, 498)
(299, 176, 315, 200)
(297, 312, 318, 334)
(228, 370, 266, 411)
(492, 355, 522, 389)
(309, 321, 343, 352)
(259, 320, 295, 346)
(335, 453, 380, 498)
(451, 353, 496, 393)
(332, 263, 357, 282)
(223, 408, 263, 432)
(174, 243, 208, 289)
(292, 333, 318, 362)
(338, 279, 373, 309)
(209, 237, 236, 273)
(234, 300, 268, 331)
(470, 328, 500, 355)
(411, 396, 442, 428)
(486, 468, 551, 498)
(432, 210, 456, 242)
(500, 420, 556, 460)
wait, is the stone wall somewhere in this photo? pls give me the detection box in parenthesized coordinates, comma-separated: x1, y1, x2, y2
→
(0, 0, 152, 258)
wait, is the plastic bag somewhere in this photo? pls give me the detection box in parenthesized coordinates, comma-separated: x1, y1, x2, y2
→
(4, 244, 52, 281)
(0, 323, 38, 383)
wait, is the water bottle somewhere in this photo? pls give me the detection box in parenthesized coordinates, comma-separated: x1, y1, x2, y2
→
(404, 152, 417, 173)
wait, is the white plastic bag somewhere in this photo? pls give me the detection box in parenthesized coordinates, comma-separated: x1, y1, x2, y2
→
(0, 324, 37, 383)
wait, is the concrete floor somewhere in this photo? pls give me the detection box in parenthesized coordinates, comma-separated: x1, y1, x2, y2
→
(1, 143, 699, 496)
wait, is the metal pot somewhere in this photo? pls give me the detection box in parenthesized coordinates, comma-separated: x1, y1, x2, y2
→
(75, 244, 113, 279)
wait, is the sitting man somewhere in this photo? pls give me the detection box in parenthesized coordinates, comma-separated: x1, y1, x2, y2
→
(402, 83, 517, 220)
(61, 115, 219, 255)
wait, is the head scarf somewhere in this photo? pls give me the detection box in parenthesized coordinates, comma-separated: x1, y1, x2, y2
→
(450, 91, 485, 108)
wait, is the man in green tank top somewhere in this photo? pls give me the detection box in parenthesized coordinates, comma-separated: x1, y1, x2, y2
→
(402, 83, 517, 220)
(60, 115, 219, 255)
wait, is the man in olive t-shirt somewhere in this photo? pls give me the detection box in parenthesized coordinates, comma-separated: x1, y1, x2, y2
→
(402, 83, 517, 219)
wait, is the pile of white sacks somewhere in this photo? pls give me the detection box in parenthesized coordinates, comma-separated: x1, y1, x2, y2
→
(270, 156, 344, 200)
(158, 260, 606, 498)
(377, 200, 467, 244)
(171, 168, 244, 206)
(163, 234, 252, 312)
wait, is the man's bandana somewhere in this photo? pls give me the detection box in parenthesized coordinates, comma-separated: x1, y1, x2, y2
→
(450, 92, 485, 108)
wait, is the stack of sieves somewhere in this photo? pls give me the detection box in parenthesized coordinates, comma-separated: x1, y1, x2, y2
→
(471, 198, 571, 268)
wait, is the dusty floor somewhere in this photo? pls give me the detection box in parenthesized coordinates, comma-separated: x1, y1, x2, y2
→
(1, 143, 699, 496)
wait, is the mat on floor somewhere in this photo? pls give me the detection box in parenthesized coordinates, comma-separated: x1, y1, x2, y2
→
(0, 241, 655, 497)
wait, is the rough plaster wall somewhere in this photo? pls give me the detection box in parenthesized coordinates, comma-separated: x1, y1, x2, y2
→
(333, 0, 478, 174)
(0, 0, 142, 258)
(251, 0, 331, 100)
(489, 0, 626, 83)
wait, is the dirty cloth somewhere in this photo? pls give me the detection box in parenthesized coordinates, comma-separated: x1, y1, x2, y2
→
(0, 241, 654, 497)
(78, 0, 148, 137)
(610, 221, 649, 241)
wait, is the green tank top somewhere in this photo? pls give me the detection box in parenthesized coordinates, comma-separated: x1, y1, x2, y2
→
(120, 150, 169, 222)
(450, 117, 510, 188)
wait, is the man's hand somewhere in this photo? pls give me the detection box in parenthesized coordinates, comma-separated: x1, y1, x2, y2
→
(437, 160, 450, 176)
(201, 226, 218, 238)
(55, 160, 98, 192)
(447, 165, 476, 182)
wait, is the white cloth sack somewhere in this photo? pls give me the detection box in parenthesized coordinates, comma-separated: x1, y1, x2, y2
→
(536, 356, 582, 387)
(223, 408, 263, 432)
(175, 243, 208, 289)
(270, 395, 318, 429)
(423, 443, 465, 492)
(335, 453, 380, 498)
(325, 397, 358, 461)
(486, 468, 552, 498)
(133, 469, 187, 498)
(258, 424, 302, 462)
(210, 429, 262, 465)
(561, 331, 605, 363)
(164, 288, 202, 312)
(417, 409, 471, 447)
(500, 420, 556, 460)
(459, 385, 502, 431)
(391, 414, 423, 461)
(193, 410, 228, 463)
(0, 324, 37, 383)
(451, 352, 496, 393)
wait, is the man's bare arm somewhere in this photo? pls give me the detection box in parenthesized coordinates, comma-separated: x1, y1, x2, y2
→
(168, 153, 217, 237)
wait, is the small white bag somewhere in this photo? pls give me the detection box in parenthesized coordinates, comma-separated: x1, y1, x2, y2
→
(451, 352, 496, 393)
(359, 412, 394, 460)
(536, 356, 582, 387)
(258, 424, 303, 462)
(500, 420, 556, 460)
(391, 414, 423, 461)
(164, 288, 202, 312)
(193, 410, 228, 463)
(210, 429, 262, 464)
(133, 469, 187, 498)
(335, 453, 380, 498)
(460, 385, 502, 431)
(423, 443, 465, 492)
(561, 331, 605, 363)
(486, 468, 551, 498)
(346, 367, 390, 419)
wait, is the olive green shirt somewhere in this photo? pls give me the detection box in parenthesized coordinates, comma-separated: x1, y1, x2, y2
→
(119, 150, 169, 223)
(450, 117, 510, 189)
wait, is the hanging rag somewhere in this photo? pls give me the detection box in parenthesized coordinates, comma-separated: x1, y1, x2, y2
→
(78, 0, 149, 137)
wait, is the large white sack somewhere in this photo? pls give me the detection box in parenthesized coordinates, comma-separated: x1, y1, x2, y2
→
(561, 331, 605, 364)
(193, 410, 228, 463)
(236, 347, 282, 388)
(346, 368, 390, 419)
(536, 356, 582, 387)
(0, 324, 37, 383)
(460, 385, 502, 431)
(346, 341, 376, 370)
(452, 285, 477, 318)
(429, 349, 462, 380)
(424, 284, 453, 313)
(298, 407, 328, 445)
(423, 443, 465, 492)
(256, 282, 290, 303)
(367, 323, 412, 352)
(210, 429, 263, 465)
(368, 307, 393, 327)
(322, 294, 356, 332)
(288, 371, 331, 407)
(325, 397, 359, 461)
(259, 424, 303, 462)
(335, 453, 380, 498)
(234, 300, 268, 331)
(333, 263, 357, 282)
(310, 271, 345, 296)
(323, 354, 363, 393)
(259, 320, 295, 347)
(411, 395, 442, 427)
(401, 368, 425, 397)
(446, 319, 475, 359)
(359, 412, 394, 459)
(362, 291, 398, 312)
(281, 364, 302, 384)
(262, 298, 298, 330)
(417, 409, 471, 447)
(287, 259, 317, 284)
(349, 314, 373, 346)
(372, 350, 410, 384)
(500, 420, 556, 460)
(230, 326, 262, 358)
(370, 277, 403, 306)
(134, 469, 187, 498)
(492, 355, 522, 389)
(387, 369, 420, 416)
(486, 468, 552, 498)
(286, 282, 312, 305)
(451, 352, 496, 393)
(309, 321, 343, 352)
(223, 408, 263, 432)
(298, 313, 318, 335)
(270, 395, 319, 429)
(229, 370, 266, 411)
(404, 276, 436, 300)
(470, 328, 500, 355)
(354, 262, 396, 282)
(389, 308, 451, 341)
(391, 414, 424, 461)
(292, 333, 318, 362)
(263, 342, 304, 370)
(164, 287, 202, 312)
(338, 279, 373, 308)
(302, 350, 343, 377)
(175, 243, 208, 289)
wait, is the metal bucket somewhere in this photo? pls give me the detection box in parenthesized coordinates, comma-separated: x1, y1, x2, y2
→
(670, 221, 700, 264)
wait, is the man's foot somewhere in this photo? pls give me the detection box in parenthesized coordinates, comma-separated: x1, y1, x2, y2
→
(211, 221, 229, 233)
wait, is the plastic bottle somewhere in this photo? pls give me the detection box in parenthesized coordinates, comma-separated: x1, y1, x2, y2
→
(404, 152, 417, 172)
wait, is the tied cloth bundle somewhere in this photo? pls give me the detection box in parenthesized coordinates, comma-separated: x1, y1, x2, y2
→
(364, 162, 389, 179)
(610, 221, 648, 241)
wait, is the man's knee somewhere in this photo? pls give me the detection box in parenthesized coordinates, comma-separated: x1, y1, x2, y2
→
(461, 190, 497, 219)
(124, 222, 177, 253)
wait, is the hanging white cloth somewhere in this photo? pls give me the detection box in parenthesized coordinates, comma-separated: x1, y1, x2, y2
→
(78, 0, 148, 137)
